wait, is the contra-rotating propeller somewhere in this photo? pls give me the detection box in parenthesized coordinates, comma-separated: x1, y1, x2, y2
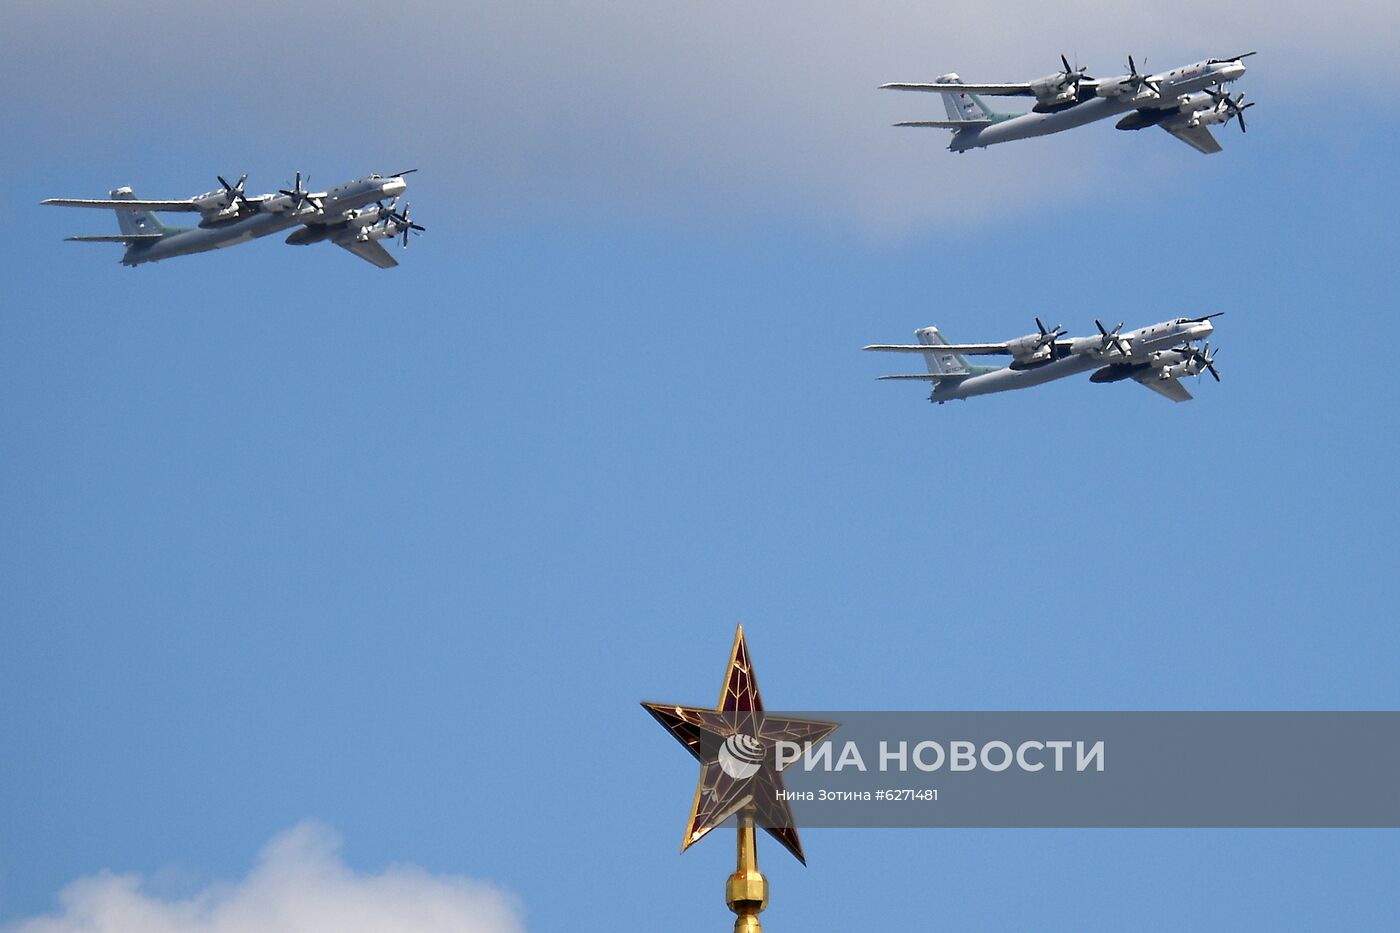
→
(1095, 319, 1131, 357)
(1178, 341, 1221, 381)
(279, 172, 323, 211)
(217, 174, 251, 209)
(384, 201, 425, 248)
(1035, 316, 1066, 350)
(1057, 54, 1091, 93)
(1206, 87, 1254, 132)
(1124, 55, 1160, 95)
(373, 199, 397, 222)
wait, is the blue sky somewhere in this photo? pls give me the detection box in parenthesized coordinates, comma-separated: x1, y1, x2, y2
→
(3, 3, 1399, 931)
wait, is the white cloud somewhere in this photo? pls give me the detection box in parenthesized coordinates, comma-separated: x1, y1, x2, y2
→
(4, 823, 523, 933)
(7, 2, 1398, 231)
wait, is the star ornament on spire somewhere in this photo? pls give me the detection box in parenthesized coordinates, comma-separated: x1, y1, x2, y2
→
(642, 624, 839, 864)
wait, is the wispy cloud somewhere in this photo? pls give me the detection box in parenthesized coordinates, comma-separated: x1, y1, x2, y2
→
(7, 2, 1396, 231)
(4, 823, 523, 933)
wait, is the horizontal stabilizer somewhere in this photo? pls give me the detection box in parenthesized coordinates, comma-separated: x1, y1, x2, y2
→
(881, 82, 1033, 96)
(64, 234, 164, 243)
(894, 120, 994, 129)
(877, 373, 969, 382)
(43, 197, 198, 211)
(865, 342, 1010, 355)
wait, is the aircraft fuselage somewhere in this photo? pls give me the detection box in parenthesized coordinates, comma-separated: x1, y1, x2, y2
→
(932, 318, 1215, 401)
(122, 176, 407, 265)
(950, 59, 1246, 152)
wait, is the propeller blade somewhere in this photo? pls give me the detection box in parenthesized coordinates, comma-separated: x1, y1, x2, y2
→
(1182, 340, 1221, 381)
(1094, 320, 1127, 354)
(1123, 56, 1159, 95)
(217, 174, 250, 207)
(1235, 97, 1254, 132)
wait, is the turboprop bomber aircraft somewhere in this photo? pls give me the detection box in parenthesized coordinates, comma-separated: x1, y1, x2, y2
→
(43, 170, 425, 268)
(865, 314, 1223, 403)
(884, 52, 1255, 153)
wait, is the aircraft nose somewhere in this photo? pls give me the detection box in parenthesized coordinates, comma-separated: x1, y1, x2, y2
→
(383, 177, 408, 196)
(1220, 62, 1246, 81)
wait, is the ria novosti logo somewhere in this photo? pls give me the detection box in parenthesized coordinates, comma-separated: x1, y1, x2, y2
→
(718, 733, 765, 779)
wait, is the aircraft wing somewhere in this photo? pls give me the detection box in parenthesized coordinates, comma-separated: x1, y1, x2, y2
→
(42, 197, 201, 211)
(65, 234, 164, 243)
(333, 237, 398, 269)
(876, 373, 970, 381)
(1133, 373, 1194, 402)
(881, 81, 1035, 96)
(864, 343, 1010, 355)
(895, 120, 995, 129)
(1160, 122, 1223, 154)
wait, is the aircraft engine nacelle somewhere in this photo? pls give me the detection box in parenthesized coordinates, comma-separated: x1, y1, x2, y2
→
(1006, 333, 1052, 361)
(192, 189, 234, 212)
(1159, 359, 1201, 380)
(1028, 74, 1077, 107)
(196, 205, 244, 228)
(348, 206, 390, 229)
(1095, 77, 1136, 98)
(357, 220, 398, 243)
(1189, 107, 1230, 128)
(1177, 92, 1215, 114)
(261, 193, 296, 213)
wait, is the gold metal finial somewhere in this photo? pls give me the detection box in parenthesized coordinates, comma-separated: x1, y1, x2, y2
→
(726, 807, 768, 933)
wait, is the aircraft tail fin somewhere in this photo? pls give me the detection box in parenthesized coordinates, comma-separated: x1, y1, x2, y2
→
(916, 326, 971, 376)
(936, 73, 997, 122)
(109, 187, 173, 238)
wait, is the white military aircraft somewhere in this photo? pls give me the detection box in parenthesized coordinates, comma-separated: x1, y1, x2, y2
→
(43, 171, 425, 268)
(866, 314, 1223, 403)
(884, 53, 1255, 153)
